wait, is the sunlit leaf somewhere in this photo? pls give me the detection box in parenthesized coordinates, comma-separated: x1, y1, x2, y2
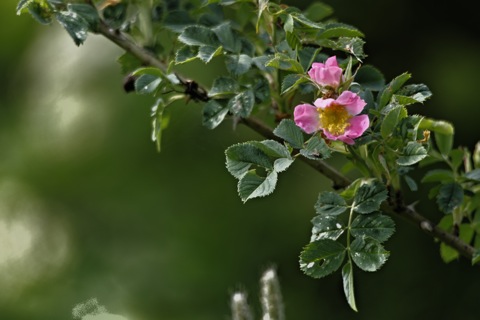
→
(299, 239, 346, 278)
(238, 170, 278, 202)
(436, 182, 464, 214)
(310, 215, 345, 241)
(202, 100, 229, 129)
(353, 180, 388, 214)
(342, 262, 358, 312)
(228, 90, 255, 117)
(273, 119, 304, 149)
(351, 213, 395, 243)
(315, 192, 348, 216)
(397, 142, 428, 166)
(350, 237, 389, 272)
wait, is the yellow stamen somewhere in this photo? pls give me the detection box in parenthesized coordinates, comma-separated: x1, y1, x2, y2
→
(318, 104, 352, 136)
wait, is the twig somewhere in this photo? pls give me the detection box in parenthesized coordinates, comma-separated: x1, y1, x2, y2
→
(95, 21, 477, 262)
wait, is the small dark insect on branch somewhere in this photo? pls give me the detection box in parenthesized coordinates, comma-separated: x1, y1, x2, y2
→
(183, 80, 209, 102)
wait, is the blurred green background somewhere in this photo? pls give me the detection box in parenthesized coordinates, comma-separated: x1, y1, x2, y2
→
(1, 0, 479, 319)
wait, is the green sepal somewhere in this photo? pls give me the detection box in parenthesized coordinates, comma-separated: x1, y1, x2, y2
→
(299, 239, 346, 279)
(351, 213, 395, 243)
(310, 215, 345, 241)
(315, 192, 348, 216)
(436, 182, 464, 214)
(342, 262, 358, 312)
(353, 179, 388, 214)
(397, 141, 428, 166)
(273, 119, 304, 149)
(350, 236, 389, 272)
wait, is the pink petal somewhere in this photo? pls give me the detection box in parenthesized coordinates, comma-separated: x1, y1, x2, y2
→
(324, 56, 339, 68)
(313, 97, 335, 109)
(293, 104, 319, 134)
(344, 114, 370, 139)
(336, 91, 366, 115)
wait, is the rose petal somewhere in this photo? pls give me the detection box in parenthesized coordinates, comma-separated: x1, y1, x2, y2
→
(307, 57, 342, 88)
(336, 91, 366, 115)
(324, 56, 339, 68)
(293, 104, 319, 134)
(313, 97, 335, 109)
(344, 114, 370, 138)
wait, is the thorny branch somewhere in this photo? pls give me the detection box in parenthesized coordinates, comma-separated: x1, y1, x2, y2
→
(96, 20, 477, 262)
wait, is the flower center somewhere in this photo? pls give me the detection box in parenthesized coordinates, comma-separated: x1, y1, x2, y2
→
(318, 104, 352, 136)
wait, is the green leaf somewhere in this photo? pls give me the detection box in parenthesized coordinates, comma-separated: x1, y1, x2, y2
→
(102, 3, 127, 29)
(440, 242, 459, 263)
(16, 0, 32, 15)
(213, 22, 240, 53)
(117, 52, 142, 74)
(266, 54, 303, 73)
(225, 143, 274, 179)
(396, 84, 432, 103)
(397, 142, 428, 166)
(281, 74, 308, 94)
(419, 118, 455, 136)
(178, 25, 220, 47)
(151, 99, 167, 152)
(351, 213, 395, 243)
(310, 215, 345, 241)
(298, 47, 320, 71)
(353, 180, 388, 214)
(134, 74, 161, 94)
(381, 105, 407, 139)
(299, 239, 346, 279)
(251, 140, 291, 159)
(238, 170, 278, 202)
(208, 77, 239, 98)
(197, 45, 223, 63)
(472, 250, 480, 266)
(164, 10, 195, 33)
(315, 192, 348, 216)
(67, 3, 100, 31)
(350, 237, 389, 272)
(304, 2, 334, 21)
(436, 182, 464, 214)
(273, 158, 295, 173)
(465, 169, 480, 182)
(27, 1, 54, 24)
(404, 175, 418, 191)
(175, 45, 199, 64)
(342, 262, 358, 312)
(377, 72, 411, 110)
(340, 179, 363, 200)
(300, 136, 331, 160)
(434, 133, 453, 157)
(318, 22, 364, 39)
(202, 100, 229, 129)
(273, 119, 304, 149)
(55, 11, 89, 46)
(228, 90, 255, 118)
(354, 65, 385, 91)
(421, 169, 455, 183)
(131, 67, 164, 78)
(225, 54, 253, 76)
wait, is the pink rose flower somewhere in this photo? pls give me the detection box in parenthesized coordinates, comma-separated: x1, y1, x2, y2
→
(293, 91, 369, 145)
(308, 56, 343, 88)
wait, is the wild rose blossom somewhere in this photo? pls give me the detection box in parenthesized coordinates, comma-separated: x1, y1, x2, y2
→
(308, 56, 343, 88)
(294, 91, 369, 145)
